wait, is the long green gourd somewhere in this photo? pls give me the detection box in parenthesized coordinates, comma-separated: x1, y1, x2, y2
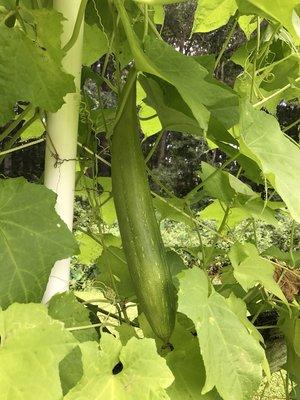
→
(111, 69, 176, 342)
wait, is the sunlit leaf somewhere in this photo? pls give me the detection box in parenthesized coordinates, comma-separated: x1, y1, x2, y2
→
(65, 334, 174, 399)
(0, 303, 77, 400)
(177, 268, 264, 400)
(229, 242, 287, 303)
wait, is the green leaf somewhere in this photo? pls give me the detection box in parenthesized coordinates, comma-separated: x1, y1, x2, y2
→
(237, 0, 300, 44)
(166, 318, 216, 399)
(154, 196, 193, 227)
(177, 268, 264, 400)
(0, 178, 78, 308)
(238, 15, 257, 39)
(65, 333, 174, 399)
(114, 3, 239, 130)
(262, 245, 300, 268)
(229, 242, 286, 303)
(200, 200, 249, 230)
(226, 293, 271, 379)
(200, 162, 255, 204)
(193, 0, 237, 33)
(48, 292, 98, 342)
(0, 303, 77, 400)
(153, 4, 165, 24)
(82, 22, 109, 66)
(166, 250, 187, 278)
(99, 177, 117, 225)
(20, 117, 45, 141)
(278, 309, 300, 384)
(96, 246, 135, 299)
(239, 102, 300, 223)
(139, 75, 202, 137)
(137, 82, 162, 136)
(75, 231, 102, 265)
(0, 16, 75, 124)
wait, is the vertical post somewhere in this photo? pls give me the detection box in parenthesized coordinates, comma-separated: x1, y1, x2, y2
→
(42, 0, 84, 303)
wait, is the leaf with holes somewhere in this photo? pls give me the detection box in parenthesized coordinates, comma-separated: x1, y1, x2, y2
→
(0, 303, 77, 400)
(65, 333, 174, 399)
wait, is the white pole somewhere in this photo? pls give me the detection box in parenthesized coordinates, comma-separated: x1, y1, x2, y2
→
(43, 0, 84, 303)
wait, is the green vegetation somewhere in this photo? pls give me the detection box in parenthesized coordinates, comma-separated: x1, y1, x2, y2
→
(0, 0, 299, 399)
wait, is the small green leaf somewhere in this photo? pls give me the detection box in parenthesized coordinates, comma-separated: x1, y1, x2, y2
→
(229, 242, 286, 303)
(177, 268, 264, 400)
(139, 75, 202, 137)
(154, 196, 193, 227)
(82, 22, 109, 66)
(48, 292, 98, 342)
(193, 0, 237, 33)
(238, 15, 256, 39)
(75, 231, 102, 265)
(96, 246, 135, 299)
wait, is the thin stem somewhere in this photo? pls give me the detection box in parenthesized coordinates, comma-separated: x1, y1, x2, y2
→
(137, 3, 162, 40)
(283, 118, 300, 133)
(63, 0, 88, 52)
(151, 190, 234, 243)
(142, 4, 148, 43)
(252, 218, 258, 247)
(101, 15, 120, 78)
(250, 17, 260, 103)
(0, 137, 44, 157)
(256, 325, 277, 330)
(0, 113, 39, 165)
(253, 77, 300, 108)
(66, 322, 115, 331)
(145, 130, 164, 163)
(289, 220, 296, 267)
(214, 15, 238, 71)
(76, 295, 139, 326)
(0, 104, 33, 142)
(77, 141, 111, 167)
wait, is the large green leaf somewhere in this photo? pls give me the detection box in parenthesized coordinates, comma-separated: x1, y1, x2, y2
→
(229, 242, 286, 303)
(237, 0, 300, 44)
(0, 178, 78, 308)
(177, 268, 264, 400)
(0, 303, 77, 400)
(239, 102, 300, 223)
(115, 0, 239, 131)
(0, 11, 75, 124)
(193, 0, 237, 33)
(65, 333, 174, 399)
